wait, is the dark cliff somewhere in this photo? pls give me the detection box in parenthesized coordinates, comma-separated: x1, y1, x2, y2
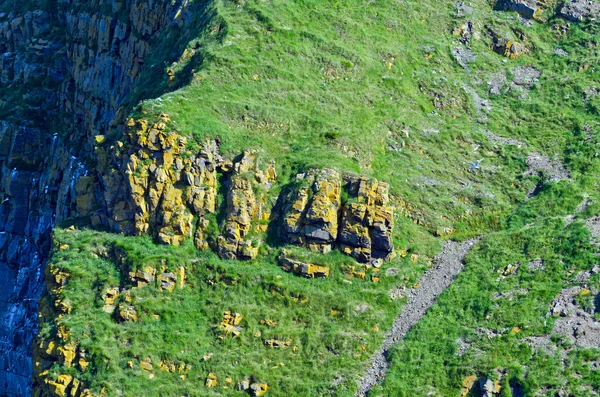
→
(0, 1, 192, 395)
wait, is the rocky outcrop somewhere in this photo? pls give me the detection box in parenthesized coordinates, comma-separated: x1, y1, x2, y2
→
(283, 168, 342, 253)
(558, 0, 600, 21)
(95, 121, 278, 260)
(282, 171, 394, 263)
(217, 150, 276, 260)
(94, 116, 220, 247)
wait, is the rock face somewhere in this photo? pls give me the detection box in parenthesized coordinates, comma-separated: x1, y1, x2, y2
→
(95, 116, 221, 246)
(217, 150, 276, 260)
(282, 171, 394, 262)
(0, 1, 189, 395)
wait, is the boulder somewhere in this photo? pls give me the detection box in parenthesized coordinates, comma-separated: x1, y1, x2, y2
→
(250, 383, 269, 396)
(498, 0, 539, 19)
(117, 304, 138, 322)
(279, 255, 330, 278)
(158, 272, 176, 292)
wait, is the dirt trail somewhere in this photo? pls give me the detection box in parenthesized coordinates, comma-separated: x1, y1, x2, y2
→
(356, 238, 480, 396)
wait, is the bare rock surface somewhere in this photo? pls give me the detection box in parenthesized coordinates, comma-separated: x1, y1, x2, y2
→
(550, 287, 600, 349)
(356, 238, 480, 396)
(559, 0, 600, 22)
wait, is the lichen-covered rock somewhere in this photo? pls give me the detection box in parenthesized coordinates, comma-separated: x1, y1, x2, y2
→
(95, 116, 220, 246)
(57, 343, 76, 367)
(220, 311, 244, 338)
(117, 303, 138, 322)
(279, 254, 330, 278)
(46, 374, 73, 397)
(101, 287, 119, 313)
(158, 272, 176, 292)
(206, 373, 218, 388)
(265, 338, 293, 348)
(283, 169, 341, 253)
(129, 266, 156, 288)
(250, 383, 269, 396)
(283, 173, 394, 262)
(217, 149, 275, 260)
(218, 176, 259, 259)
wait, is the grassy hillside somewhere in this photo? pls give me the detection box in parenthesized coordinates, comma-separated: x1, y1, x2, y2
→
(36, 0, 600, 396)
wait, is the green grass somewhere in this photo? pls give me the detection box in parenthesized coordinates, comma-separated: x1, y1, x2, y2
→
(33, 0, 600, 395)
(378, 187, 600, 397)
(39, 228, 427, 396)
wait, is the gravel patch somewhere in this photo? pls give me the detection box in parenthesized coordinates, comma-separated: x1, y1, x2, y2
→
(558, 0, 600, 22)
(527, 258, 544, 271)
(483, 129, 526, 147)
(586, 216, 600, 245)
(452, 47, 476, 69)
(356, 238, 480, 396)
(525, 152, 571, 180)
(488, 72, 507, 95)
(512, 66, 542, 88)
(524, 152, 571, 197)
(550, 287, 600, 349)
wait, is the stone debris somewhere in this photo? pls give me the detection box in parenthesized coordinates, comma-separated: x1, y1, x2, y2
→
(527, 259, 544, 271)
(357, 239, 480, 396)
(550, 286, 600, 348)
(558, 0, 600, 21)
(524, 152, 570, 184)
(278, 253, 330, 278)
(512, 66, 542, 89)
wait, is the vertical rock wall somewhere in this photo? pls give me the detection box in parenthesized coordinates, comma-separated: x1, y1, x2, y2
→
(0, 1, 186, 395)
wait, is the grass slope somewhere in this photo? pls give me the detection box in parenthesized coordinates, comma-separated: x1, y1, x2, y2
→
(37, 0, 600, 395)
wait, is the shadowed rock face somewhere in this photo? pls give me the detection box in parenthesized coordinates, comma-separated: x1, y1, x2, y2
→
(0, 1, 185, 395)
(282, 170, 395, 263)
